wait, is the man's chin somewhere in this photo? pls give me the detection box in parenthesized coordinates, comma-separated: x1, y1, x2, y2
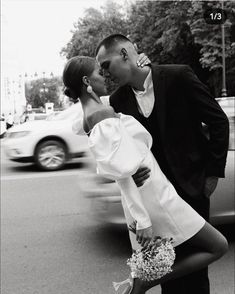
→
(117, 80, 126, 87)
(113, 78, 123, 86)
(103, 88, 108, 95)
(98, 88, 108, 96)
(114, 77, 128, 87)
(105, 80, 119, 93)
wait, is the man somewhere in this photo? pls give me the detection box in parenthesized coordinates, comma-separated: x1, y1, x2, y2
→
(96, 34, 229, 294)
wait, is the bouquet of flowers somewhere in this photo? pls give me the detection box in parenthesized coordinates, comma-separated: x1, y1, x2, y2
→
(113, 222, 175, 292)
(127, 221, 176, 281)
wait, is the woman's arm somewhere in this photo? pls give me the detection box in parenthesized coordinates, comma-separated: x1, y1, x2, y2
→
(87, 113, 153, 246)
(117, 177, 153, 247)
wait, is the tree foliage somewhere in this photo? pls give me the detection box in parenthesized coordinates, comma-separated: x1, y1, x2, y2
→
(25, 77, 63, 108)
(188, 1, 235, 96)
(128, 0, 235, 96)
(61, 0, 235, 97)
(60, 1, 129, 59)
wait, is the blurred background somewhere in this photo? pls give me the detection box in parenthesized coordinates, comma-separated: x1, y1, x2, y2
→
(1, 1, 235, 294)
(1, 0, 235, 119)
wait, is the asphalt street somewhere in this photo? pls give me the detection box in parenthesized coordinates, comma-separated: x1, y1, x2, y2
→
(1, 147, 234, 294)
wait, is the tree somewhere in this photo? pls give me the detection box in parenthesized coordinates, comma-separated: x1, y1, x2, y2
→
(128, 0, 235, 96)
(25, 77, 63, 108)
(188, 1, 235, 96)
(61, 1, 129, 59)
(128, 1, 211, 87)
(60, 0, 235, 96)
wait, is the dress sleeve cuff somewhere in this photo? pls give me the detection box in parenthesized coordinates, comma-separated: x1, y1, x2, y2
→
(136, 219, 152, 230)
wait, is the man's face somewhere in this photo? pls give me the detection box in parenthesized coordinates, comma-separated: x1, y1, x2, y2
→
(96, 45, 131, 87)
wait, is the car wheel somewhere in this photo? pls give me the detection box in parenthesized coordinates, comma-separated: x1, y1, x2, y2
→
(35, 140, 67, 171)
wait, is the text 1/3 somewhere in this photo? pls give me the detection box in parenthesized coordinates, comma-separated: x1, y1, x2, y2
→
(210, 13, 222, 20)
(204, 8, 227, 25)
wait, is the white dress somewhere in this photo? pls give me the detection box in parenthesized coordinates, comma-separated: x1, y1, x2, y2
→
(88, 113, 205, 250)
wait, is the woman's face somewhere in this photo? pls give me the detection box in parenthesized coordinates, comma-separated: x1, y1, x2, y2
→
(89, 62, 108, 96)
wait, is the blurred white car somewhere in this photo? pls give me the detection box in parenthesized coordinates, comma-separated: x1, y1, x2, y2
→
(83, 97, 235, 226)
(2, 103, 88, 171)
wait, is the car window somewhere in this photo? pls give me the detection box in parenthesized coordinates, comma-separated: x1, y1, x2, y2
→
(202, 98, 234, 150)
(218, 98, 235, 151)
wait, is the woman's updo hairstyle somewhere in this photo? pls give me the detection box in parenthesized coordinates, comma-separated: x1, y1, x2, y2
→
(63, 56, 96, 100)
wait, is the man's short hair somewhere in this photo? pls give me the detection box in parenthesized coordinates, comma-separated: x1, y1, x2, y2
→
(95, 34, 132, 55)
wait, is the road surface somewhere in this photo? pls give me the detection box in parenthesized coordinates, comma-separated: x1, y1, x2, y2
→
(1, 147, 234, 294)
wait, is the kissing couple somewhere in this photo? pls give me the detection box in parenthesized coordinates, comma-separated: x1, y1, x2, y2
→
(63, 34, 229, 294)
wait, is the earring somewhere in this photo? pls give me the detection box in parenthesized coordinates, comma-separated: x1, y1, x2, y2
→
(87, 85, 93, 94)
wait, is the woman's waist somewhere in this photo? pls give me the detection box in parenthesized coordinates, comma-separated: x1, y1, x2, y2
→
(139, 152, 172, 189)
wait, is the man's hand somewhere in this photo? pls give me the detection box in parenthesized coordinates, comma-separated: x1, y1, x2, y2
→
(137, 53, 151, 68)
(136, 226, 153, 248)
(132, 166, 151, 187)
(204, 176, 219, 198)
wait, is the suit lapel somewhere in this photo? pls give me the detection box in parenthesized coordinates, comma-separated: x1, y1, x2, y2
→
(151, 65, 166, 141)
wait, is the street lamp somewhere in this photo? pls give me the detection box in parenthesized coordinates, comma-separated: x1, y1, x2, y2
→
(12, 80, 16, 113)
(40, 83, 48, 101)
(40, 71, 49, 102)
(221, 0, 227, 97)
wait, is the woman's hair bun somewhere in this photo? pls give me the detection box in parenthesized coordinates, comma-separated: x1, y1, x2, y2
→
(64, 87, 72, 98)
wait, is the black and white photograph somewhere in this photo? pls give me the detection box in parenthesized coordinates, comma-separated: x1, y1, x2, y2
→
(1, 0, 235, 293)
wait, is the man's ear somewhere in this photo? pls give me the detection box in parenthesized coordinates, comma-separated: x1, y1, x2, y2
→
(120, 48, 128, 60)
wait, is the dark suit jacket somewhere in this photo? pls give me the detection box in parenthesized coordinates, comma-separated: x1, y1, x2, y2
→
(109, 64, 229, 200)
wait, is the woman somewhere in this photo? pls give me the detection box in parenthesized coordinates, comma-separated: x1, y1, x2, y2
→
(63, 56, 228, 294)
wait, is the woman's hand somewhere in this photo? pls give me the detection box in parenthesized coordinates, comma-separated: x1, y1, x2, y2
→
(136, 226, 153, 248)
(137, 53, 151, 68)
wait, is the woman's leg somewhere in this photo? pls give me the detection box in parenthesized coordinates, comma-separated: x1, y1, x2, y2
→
(131, 222, 228, 294)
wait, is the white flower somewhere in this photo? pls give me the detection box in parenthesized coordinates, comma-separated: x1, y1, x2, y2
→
(127, 237, 175, 281)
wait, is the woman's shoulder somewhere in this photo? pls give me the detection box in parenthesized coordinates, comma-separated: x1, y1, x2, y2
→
(85, 106, 119, 132)
(87, 105, 117, 122)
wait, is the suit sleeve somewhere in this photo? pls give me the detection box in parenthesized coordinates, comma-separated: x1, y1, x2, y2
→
(180, 66, 229, 178)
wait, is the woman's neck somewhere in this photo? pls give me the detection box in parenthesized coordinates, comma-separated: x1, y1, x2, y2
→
(80, 92, 103, 114)
(80, 92, 104, 134)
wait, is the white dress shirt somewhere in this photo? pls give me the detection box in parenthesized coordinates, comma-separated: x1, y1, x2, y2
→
(132, 70, 155, 118)
(101, 71, 155, 118)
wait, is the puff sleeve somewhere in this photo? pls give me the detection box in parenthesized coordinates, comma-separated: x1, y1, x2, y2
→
(88, 118, 145, 180)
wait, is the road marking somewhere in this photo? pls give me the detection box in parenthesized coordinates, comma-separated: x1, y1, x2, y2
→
(1, 170, 93, 181)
